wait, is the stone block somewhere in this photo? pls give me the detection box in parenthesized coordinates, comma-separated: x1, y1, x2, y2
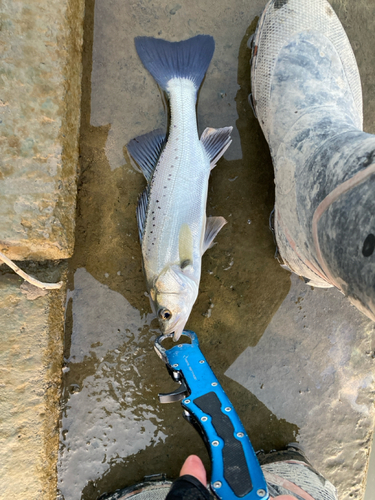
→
(0, 0, 85, 260)
(0, 267, 66, 500)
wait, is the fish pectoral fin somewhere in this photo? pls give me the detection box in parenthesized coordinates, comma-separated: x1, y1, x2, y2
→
(126, 129, 167, 182)
(200, 126, 233, 169)
(202, 216, 227, 254)
(137, 188, 148, 242)
(179, 224, 194, 268)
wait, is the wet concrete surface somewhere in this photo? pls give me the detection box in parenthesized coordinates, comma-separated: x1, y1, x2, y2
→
(227, 274, 375, 499)
(58, 0, 375, 499)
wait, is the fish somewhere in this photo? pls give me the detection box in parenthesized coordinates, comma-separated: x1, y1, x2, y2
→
(127, 35, 232, 340)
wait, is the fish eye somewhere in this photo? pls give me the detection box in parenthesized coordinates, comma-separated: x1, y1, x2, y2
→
(362, 234, 375, 257)
(158, 308, 172, 321)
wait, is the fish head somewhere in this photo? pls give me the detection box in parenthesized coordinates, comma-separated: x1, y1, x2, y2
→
(151, 265, 199, 341)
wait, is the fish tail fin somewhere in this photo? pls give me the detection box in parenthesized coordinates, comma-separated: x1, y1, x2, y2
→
(134, 35, 215, 94)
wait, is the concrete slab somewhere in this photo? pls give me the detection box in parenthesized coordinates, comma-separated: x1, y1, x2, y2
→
(226, 275, 375, 499)
(0, 264, 66, 500)
(57, 0, 375, 499)
(0, 0, 85, 261)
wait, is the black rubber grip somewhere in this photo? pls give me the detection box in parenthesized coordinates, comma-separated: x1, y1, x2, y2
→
(194, 392, 252, 497)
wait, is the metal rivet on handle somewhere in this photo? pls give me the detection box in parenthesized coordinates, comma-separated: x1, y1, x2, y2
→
(225, 407, 231, 412)
(211, 382, 218, 387)
(199, 360, 205, 364)
(201, 416, 208, 422)
(212, 440, 219, 447)
(257, 489, 266, 497)
(172, 364, 178, 368)
(178, 345, 183, 348)
(213, 481, 222, 489)
(184, 399, 190, 404)
(237, 432, 244, 438)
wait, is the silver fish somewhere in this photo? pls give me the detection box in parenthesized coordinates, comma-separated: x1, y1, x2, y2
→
(128, 35, 232, 340)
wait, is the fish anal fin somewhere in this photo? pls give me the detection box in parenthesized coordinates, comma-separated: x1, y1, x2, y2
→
(179, 224, 194, 268)
(202, 216, 227, 254)
(127, 129, 167, 182)
(200, 126, 233, 169)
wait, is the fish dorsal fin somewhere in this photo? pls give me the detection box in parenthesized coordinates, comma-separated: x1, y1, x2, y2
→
(202, 216, 227, 254)
(136, 188, 148, 242)
(200, 126, 233, 169)
(179, 224, 193, 269)
(127, 129, 167, 182)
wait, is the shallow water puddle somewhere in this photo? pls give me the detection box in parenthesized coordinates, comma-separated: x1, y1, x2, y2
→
(57, 0, 294, 497)
(58, 268, 167, 499)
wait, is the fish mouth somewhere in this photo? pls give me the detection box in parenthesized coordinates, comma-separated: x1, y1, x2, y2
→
(172, 327, 184, 342)
(162, 319, 185, 342)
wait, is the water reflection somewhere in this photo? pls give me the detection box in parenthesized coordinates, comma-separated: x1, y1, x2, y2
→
(66, 268, 155, 363)
(58, 269, 165, 500)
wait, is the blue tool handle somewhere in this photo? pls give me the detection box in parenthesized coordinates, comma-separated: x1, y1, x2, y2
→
(157, 331, 269, 500)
